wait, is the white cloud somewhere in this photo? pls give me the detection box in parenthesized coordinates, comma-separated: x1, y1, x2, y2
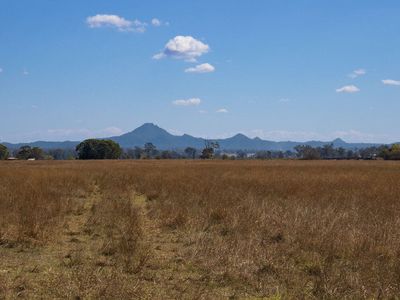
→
(132, 19, 147, 33)
(0, 68, 3, 73)
(86, 14, 147, 32)
(331, 130, 388, 143)
(172, 98, 201, 106)
(87, 14, 131, 30)
(152, 52, 165, 60)
(22, 69, 29, 76)
(248, 129, 321, 142)
(279, 98, 290, 103)
(247, 129, 390, 143)
(46, 126, 124, 138)
(151, 18, 161, 26)
(4, 126, 125, 143)
(336, 85, 360, 93)
(185, 63, 215, 73)
(382, 79, 400, 86)
(150, 18, 168, 27)
(348, 69, 366, 79)
(102, 126, 124, 136)
(153, 36, 210, 62)
(216, 108, 228, 113)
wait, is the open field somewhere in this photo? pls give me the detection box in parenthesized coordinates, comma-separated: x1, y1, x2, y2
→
(1, 160, 400, 299)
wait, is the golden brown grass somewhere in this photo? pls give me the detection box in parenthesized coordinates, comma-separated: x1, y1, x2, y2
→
(1, 160, 400, 299)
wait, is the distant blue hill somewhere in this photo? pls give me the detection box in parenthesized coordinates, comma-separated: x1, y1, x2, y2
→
(2, 123, 385, 151)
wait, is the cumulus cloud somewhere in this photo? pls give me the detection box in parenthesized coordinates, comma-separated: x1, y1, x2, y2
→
(348, 69, 366, 79)
(382, 79, 400, 86)
(87, 14, 131, 30)
(172, 98, 201, 106)
(216, 108, 228, 113)
(153, 36, 210, 62)
(185, 63, 215, 73)
(86, 14, 147, 32)
(336, 85, 360, 93)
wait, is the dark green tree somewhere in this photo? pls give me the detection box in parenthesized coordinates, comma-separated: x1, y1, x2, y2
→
(184, 147, 196, 159)
(382, 144, 400, 160)
(0, 144, 9, 160)
(144, 143, 157, 158)
(200, 140, 219, 159)
(31, 147, 45, 160)
(16, 145, 33, 160)
(76, 139, 121, 160)
(294, 145, 320, 160)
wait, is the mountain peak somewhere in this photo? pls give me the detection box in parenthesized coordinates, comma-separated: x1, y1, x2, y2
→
(231, 133, 250, 140)
(332, 138, 346, 144)
(116, 123, 173, 141)
(137, 123, 160, 130)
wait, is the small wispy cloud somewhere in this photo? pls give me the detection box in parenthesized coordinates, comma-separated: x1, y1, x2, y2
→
(382, 79, 400, 86)
(0, 68, 3, 73)
(216, 108, 228, 113)
(336, 85, 360, 93)
(132, 19, 147, 33)
(153, 36, 210, 62)
(22, 69, 29, 76)
(86, 14, 147, 32)
(151, 18, 161, 27)
(199, 110, 208, 114)
(279, 98, 291, 103)
(151, 18, 169, 27)
(185, 63, 215, 74)
(46, 126, 124, 138)
(348, 69, 366, 79)
(172, 98, 201, 106)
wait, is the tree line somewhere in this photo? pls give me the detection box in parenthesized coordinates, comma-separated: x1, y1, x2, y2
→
(1, 139, 400, 160)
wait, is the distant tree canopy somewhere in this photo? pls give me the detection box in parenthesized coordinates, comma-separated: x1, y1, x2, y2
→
(76, 139, 122, 160)
(184, 147, 196, 159)
(0, 144, 9, 160)
(200, 140, 219, 159)
(16, 146, 45, 160)
(47, 148, 76, 160)
(381, 144, 400, 160)
(294, 145, 321, 160)
(143, 142, 157, 159)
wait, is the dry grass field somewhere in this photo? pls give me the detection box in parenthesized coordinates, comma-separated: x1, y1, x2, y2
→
(1, 160, 400, 299)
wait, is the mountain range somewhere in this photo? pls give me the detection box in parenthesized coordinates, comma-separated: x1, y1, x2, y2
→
(2, 123, 384, 151)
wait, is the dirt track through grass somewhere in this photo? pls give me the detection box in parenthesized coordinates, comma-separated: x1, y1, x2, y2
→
(132, 193, 240, 299)
(1, 179, 239, 299)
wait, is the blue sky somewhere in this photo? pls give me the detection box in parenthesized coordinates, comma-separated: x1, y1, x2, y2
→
(1, 0, 400, 143)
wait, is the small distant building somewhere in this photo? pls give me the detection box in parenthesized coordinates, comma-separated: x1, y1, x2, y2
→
(7, 157, 18, 161)
(27, 158, 36, 161)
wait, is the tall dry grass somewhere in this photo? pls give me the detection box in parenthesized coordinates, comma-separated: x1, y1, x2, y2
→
(0, 162, 93, 246)
(1, 160, 400, 298)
